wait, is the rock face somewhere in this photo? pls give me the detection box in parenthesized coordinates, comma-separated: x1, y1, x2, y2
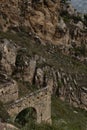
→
(0, 38, 87, 111)
(0, 0, 60, 42)
(0, 39, 18, 103)
(0, 39, 17, 75)
(59, 2, 87, 60)
(0, 0, 87, 62)
(0, 0, 87, 116)
(0, 78, 18, 103)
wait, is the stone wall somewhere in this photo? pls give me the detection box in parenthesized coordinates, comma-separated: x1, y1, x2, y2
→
(6, 87, 52, 124)
(0, 80, 18, 103)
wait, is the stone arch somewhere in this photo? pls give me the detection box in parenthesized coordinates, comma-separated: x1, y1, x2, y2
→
(15, 107, 37, 126)
(6, 87, 52, 124)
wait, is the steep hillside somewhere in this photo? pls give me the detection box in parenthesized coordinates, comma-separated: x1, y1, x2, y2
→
(0, 0, 60, 41)
(0, 0, 87, 62)
(0, 32, 87, 111)
(0, 0, 87, 129)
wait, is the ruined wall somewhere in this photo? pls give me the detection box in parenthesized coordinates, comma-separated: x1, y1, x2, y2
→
(0, 80, 18, 103)
(6, 87, 52, 124)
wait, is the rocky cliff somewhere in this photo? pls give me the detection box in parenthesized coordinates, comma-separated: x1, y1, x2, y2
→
(0, 37, 87, 111)
(0, 0, 60, 41)
(0, 0, 87, 61)
(0, 0, 87, 115)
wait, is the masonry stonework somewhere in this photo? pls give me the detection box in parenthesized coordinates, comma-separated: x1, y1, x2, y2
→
(5, 87, 52, 124)
(0, 80, 18, 103)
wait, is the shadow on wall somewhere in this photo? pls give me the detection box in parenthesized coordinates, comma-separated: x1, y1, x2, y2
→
(15, 107, 37, 126)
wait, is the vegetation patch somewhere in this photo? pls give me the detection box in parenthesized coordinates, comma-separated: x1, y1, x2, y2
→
(0, 101, 10, 122)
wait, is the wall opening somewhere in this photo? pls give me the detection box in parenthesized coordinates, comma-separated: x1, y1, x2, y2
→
(15, 107, 37, 127)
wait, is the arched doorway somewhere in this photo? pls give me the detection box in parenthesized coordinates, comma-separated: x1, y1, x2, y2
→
(15, 107, 37, 126)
